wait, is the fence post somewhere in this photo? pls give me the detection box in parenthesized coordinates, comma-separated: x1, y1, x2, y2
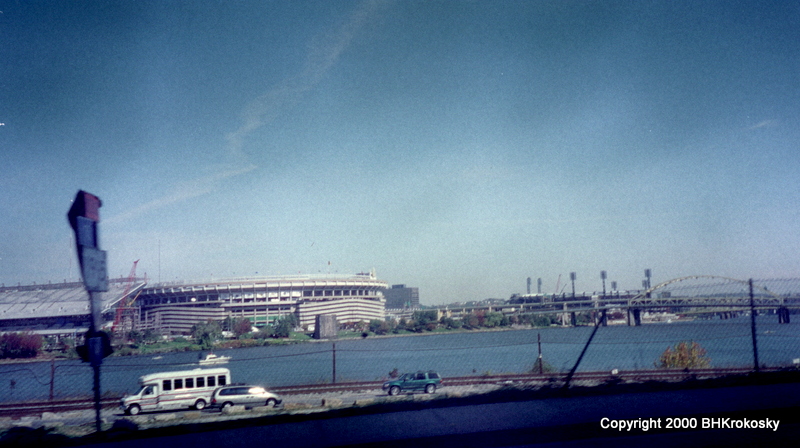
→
(749, 279, 760, 372)
(49, 359, 55, 401)
(332, 342, 337, 384)
(536, 333, 543, 374)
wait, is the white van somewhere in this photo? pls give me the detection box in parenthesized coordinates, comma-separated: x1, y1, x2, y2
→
(120, 367, 231, 415)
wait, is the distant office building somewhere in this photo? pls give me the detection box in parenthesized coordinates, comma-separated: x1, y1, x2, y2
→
(384, 284, 419, 309)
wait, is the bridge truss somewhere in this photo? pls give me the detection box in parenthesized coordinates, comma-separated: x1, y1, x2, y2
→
(627, 275, 796, 308)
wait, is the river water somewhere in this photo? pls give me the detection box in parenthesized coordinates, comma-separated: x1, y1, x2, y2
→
(1, 316, 798, 402)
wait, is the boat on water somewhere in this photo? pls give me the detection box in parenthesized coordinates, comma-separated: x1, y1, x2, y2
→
(198, 352, 231, 365)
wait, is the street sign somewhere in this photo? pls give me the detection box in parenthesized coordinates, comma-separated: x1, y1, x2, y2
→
(67, 190, 108, 292)
(67, 190, 101, 229)
(79, 246, 108, 292)
(66, 190, 111, 432)
(75, 216, 97, 248)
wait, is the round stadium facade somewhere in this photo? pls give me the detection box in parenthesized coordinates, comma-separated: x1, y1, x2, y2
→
(134, 272, 388, 334)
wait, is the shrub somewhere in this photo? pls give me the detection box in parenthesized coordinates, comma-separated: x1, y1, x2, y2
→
(483, 312, 508, 328)
(439, 317, 462, 330)
(410, 311, 439, 332)
(191, 320, 222, 349)
(461, 313, 480, 329)
(0, 332, 43, 359)
(369, 319, 394, 335)
(233, 318, 253, 338)
(270, 316, 294, 338)
(530, 315, 555, 327)
(657, 341, 711, 369)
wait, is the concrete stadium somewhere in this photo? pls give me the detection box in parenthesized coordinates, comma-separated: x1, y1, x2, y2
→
(0, 272, 388, 338)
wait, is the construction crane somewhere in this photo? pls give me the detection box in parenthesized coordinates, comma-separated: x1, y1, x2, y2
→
(554, 274, 562, 298)
(112, 260, 139, 336)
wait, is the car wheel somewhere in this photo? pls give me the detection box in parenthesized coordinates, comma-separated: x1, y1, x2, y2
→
(425, 384, 436, 394)
(266, 398, 277, 407)
(222, 402, 234, 411)
(127, 404, 141, 416)
(389, 385, 401, 396)
(194, 399, 206, 410)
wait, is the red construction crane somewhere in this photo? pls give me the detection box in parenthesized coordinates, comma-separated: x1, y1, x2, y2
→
(112, 260, 139, 335)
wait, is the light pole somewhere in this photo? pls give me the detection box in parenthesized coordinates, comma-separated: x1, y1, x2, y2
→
(570, 272, 576, 299)
(597, 271, 607, 327)
(600, 271, 607, 300)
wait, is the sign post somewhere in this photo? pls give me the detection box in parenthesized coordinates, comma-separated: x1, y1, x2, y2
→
(67, 190, 111, 432)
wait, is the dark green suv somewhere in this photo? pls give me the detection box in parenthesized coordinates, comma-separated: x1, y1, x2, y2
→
(382, 371, 443, 395)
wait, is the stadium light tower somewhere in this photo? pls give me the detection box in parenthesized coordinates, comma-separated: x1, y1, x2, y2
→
(601, 271, 607, 299)
(570, 272, 576, 299)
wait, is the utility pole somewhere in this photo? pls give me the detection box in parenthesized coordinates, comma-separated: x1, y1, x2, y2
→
(68, 191, 112, 433)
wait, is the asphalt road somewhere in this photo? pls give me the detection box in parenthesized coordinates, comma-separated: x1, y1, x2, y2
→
(6, 383, 501, 430)
(13, 380, 797, 448)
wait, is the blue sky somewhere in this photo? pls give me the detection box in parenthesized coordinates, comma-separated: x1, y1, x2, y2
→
(1, 1, 799, 304)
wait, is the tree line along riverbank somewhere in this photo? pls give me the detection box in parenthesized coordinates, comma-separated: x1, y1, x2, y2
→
(1, 310, 562, 363)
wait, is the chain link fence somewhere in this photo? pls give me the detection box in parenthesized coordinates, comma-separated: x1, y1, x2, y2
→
(1, 277, 799, 405)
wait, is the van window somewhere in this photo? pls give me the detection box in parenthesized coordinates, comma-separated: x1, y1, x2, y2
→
(197, 377, 205, 388)
(143, 385, 154, 396)
(207, 376, 216, 387)
(163, 380, 172, 391)
(218, 375, 227, 386)
(221, 387, 248, 395)
(186, 378, 194, 388)
(174, 379, 183, 389)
